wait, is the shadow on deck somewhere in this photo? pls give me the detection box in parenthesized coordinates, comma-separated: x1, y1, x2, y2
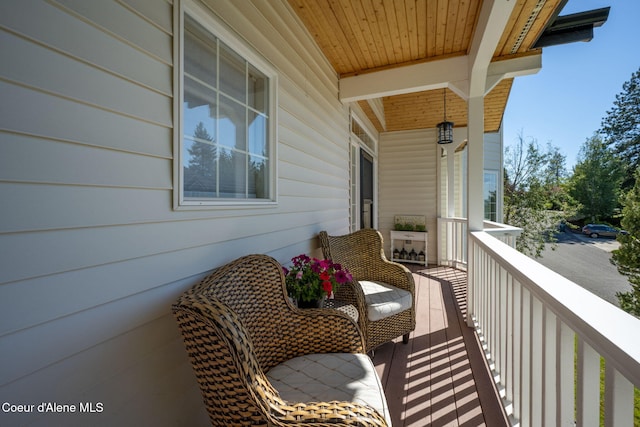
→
(372, 265, 509, 426)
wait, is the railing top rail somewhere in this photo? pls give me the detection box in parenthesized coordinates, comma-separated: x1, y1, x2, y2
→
(470, 230, 640, 386)
(440, 217, 522, 233)
(482, 220, 523, 233)
(438, 216, 467, 223)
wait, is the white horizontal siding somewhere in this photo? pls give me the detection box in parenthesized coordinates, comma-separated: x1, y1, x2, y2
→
(484, 130, 502, 170)
(0, 31, 171, 126)
(2, 313, 208, 427)
(378, 129, 438, 263)
(0, 0, 172, 96)
(0, 133, 171, 189)
(0, 1, 350, 426)
(0, 83, 172, 158)
(484, 129, 503, 221)
(52, 0, 173, 64)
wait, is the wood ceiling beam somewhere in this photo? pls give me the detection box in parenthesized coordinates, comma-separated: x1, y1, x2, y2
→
(486, 53, 541, 95)
(338, 52, 540, 103)
(468, 0, 517, 98)
(339, 55, 468, 103)
(366, 98, 386, 131)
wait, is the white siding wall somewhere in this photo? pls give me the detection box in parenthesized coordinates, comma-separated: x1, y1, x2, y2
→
(484, 128, 504, 222)
(483, 129, 503, 171)
(0, 0, 349, 425)
(378, 129, 438, 264)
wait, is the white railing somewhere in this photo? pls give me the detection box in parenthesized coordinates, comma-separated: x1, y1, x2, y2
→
(482, 219, 523, 248)
(437, 218, 523, 268)
(469, 230, 640, 426)
(437, 217, 468, 268)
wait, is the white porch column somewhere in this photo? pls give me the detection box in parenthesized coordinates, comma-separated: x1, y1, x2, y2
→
(466, 95, 484, 328)
(464, 0, 515, 328)
(467, 96, 485, 231)
(447, 146, 456, 218)
(442, 142, 462, 218)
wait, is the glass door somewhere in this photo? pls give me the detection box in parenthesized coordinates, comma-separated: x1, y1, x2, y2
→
(360, 150, 374, 229)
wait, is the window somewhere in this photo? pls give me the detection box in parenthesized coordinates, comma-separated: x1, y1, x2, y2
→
(175, 3, 276, 207)
(484, 170, 498, 222)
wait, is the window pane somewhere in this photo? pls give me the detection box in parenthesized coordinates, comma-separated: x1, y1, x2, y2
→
(218, 96, 246, 151)
(248, 111, 267, 156)
(183, 137, 217, 198)
(184, 77, 216, 144)
(248, 64, 267, 113)
(484, 172, 497, 222)
(249, 155, 268, 199)
(184, 16, 217, 87)
(219, 43, 246, 102)
(219, 148, 246, 198)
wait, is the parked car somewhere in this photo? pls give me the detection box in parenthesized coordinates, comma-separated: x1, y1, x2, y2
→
(581, 224, 628, 238)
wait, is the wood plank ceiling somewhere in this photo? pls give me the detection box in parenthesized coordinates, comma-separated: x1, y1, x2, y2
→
(287, 0, 564, 133)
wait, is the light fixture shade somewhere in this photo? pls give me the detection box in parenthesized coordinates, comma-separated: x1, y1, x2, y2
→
(437, 120, 454, 144)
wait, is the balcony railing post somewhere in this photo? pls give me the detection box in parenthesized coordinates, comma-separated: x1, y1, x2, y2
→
(466, 237, 476, 327)
(604, 364, 634, 426)
(576, 338, 600, 427)
(543, 309, 557, 426)
(557, 322, 574, 426)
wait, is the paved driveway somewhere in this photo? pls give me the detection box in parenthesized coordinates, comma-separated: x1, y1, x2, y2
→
(536, 231, 631, 307)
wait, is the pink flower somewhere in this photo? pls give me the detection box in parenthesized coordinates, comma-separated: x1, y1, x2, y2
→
(334, 270, 351, 284)
(318, 259, 332, 270)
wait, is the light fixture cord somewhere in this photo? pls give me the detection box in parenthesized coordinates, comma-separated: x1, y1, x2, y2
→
(443, 88, 447, 121)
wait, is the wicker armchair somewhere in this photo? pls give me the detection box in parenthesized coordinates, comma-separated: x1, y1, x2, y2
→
(172, 254, 390, 426)
(319, 229, 416, 352)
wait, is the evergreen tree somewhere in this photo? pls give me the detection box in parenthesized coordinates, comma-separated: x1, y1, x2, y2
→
(600, 67, 640, 190)
(188, 122, 216, 175)
(568, 134, 623, 222)
(612, 169, 640, 316)
(184, 122, 216, 194)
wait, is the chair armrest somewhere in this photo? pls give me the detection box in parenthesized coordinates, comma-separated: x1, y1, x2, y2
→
(334, 281, 368, 343)
(271, 400, 388, 426)
(281, 307, 365, 356)
(367, 259, 415, 294)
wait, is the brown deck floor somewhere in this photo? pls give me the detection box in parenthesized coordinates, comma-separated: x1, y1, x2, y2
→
(372, 265, 509, 426)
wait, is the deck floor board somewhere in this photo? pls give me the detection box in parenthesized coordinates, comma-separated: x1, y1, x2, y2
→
(372, 265, 508, 426)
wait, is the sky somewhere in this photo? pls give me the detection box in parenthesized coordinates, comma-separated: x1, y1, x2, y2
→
(503, 0, 640, 171)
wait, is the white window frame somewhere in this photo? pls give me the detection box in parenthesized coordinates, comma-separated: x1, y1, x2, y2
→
(173, 0, 278, 209)
(349, 112, 378, 231)
(483, 169, 499, 222)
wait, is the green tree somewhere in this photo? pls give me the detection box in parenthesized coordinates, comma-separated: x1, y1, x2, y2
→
(543, 143, 567, 186)
(184, 122, 217, 194)
(542, 144, 575, 212)
(568, 134, 623, 222)
(612, 169, 640, 316)
(600, 67, 640, 190)
(504, 132, 568, 257)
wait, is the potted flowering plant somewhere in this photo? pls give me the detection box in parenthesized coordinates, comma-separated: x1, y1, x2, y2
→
(282, 254, 353, 308)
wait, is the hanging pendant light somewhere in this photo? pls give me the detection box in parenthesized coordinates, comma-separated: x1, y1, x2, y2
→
(437, 88, 454, 144)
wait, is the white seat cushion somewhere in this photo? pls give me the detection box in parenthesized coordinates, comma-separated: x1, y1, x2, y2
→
(266, 353, 391, 424)
(360, 280, 412, 322)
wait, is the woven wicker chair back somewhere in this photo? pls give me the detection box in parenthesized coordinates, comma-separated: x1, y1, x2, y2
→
(173, 255, 291, 425)
(320, 229, 388, 280)
(177, 254, 292, 371)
